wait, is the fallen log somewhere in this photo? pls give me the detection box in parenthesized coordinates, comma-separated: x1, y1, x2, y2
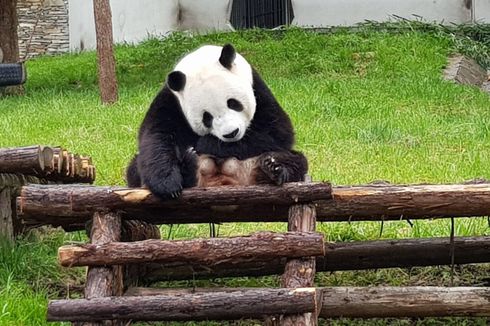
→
(140, 236, 490, 281)
(17, 182, 332, 217)
(58, 231, 325, 267)
(0, 145, 46, 175)
(120, 286, 490, 319)
(17, 183, 490, 227)
(48, 288, 319, 322)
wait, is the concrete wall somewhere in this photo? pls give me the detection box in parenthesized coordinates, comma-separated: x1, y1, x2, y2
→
(19, 0, 490, 55)
(475, 0, 490, 22)
(68, 0, 179, 51)
(291, 0, 481, 27)
(68, 0, 232, 51)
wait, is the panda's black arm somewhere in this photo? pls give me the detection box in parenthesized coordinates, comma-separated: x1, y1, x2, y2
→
(137, 129, 185, 199)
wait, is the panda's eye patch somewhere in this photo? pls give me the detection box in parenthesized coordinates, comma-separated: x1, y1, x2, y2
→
(227, 99, 243, 112)
(203, 111, 213, 128)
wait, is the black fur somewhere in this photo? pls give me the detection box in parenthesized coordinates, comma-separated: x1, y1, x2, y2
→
(126, 86, 199, 199)
(257, 150, 308, 186)
(126, 59, 308, 199)
(219, 44, 236, 69)
(167, 71, 186, 92)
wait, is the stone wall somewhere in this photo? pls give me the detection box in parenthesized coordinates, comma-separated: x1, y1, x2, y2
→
(17, 0, 69, 58)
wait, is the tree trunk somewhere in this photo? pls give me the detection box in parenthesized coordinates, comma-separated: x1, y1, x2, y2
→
(0, 0, 22, 95)
(93, 0, 118, 104)
(48, 288, 319, 322)
(58, 231, 324, 267)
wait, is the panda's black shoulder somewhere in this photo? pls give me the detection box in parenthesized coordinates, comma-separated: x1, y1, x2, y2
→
(250, 69, 295, 149)
(138, 85, 198, 146)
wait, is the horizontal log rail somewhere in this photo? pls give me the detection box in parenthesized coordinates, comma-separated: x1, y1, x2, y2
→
(125, 286, 490, 318)
(140, 235, 490, 281)
(48, 287, 321, 322)
(58, 231, 325, 267)
(17, 182, 332, 217)
(48, 286, 490, 321)
(17, 183, 490, 227)
(321, 286, 490, 318)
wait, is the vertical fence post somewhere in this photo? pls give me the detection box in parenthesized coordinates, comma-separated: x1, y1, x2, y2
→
(76, 211, 123, 326)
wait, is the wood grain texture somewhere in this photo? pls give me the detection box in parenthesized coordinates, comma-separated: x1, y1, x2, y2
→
(0, 173, 51, 237)
(273, 204, 319, 325)
(58, 231, 324, 267)
(18, 183, 490, 228)
(82, 212, 123, 326)
(48, 288, 318, 322)
(0, 187, 13, 241)
(17, 182, 332, 218)
(321, 286, 490, 318)
(124, 286, 490, 318)
(140, 235, 490, 281)
(49, 287, 490, 321)
(120, 219, 161, 288)
(0, 146, 94, 183)
(0, 146, 44, 175)
(320, 183, 490, 221)
(93, 0, 118, 104)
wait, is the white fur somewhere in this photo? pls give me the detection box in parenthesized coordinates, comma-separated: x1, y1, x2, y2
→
(171, 45, 256, 142)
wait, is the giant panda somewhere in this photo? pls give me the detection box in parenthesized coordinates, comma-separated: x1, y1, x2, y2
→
(126, 44, 308, 199)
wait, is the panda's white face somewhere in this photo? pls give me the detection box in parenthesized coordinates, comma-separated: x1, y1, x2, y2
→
(168, 45, 256, 142)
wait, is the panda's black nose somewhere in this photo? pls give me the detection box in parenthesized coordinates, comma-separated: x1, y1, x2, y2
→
(223, 128, 239, 139)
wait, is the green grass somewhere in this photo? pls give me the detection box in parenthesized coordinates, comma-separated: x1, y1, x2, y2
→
(0, 27, 490, 325)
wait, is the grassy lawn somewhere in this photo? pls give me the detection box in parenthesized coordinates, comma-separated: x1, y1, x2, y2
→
(0, 26, 490, 325)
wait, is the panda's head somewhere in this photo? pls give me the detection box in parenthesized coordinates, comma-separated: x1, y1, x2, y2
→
(167, 44, 256, 142)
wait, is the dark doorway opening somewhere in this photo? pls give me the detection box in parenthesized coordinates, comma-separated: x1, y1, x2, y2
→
(230, 0, 294, 29)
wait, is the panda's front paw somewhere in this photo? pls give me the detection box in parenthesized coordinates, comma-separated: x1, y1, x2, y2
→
(147, 170, 183, 200)
(259, 155, 289, 186)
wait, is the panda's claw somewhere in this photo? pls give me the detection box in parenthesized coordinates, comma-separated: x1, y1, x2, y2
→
(186, 146, 197, 156)
(260, 154, 288, 186)
(171, 191, 181, 199)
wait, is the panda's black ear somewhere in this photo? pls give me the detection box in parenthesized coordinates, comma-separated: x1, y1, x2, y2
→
(167, 71, 186, 92)
(219, 44, 236, 69)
